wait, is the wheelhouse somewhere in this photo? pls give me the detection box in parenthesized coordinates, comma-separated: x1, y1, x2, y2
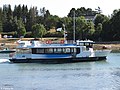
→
(76, 40, 94, 49)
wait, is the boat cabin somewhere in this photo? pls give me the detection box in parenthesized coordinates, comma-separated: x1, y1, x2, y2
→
(9, 39, 111, 63)
(76, 40, 94, 49)
(14, 40, 96, 60)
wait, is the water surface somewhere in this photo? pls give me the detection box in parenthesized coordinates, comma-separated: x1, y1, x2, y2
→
(0, 53, 120, 90)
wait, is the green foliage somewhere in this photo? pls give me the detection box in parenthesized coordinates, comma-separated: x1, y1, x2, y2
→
(65, 16, 95, 40)
(45, 31, 63, 37)
(75, 16, 95, 40)
(45, 15, 60, 30)
(68, 7, 97, 17)
(1, 4, 120, 41)
(0, 20, 3, 33)
(18, 27, 26, 37)
(25, 7, 38, 32)
(75, 16, 88, 39)
(94, 14, 110, 41)
(94, 14, 109, 26)
(109, 9, 120, 40)
(16, 18, 26, 37)
(32, 24, 46, 38)
(86, 21, 95, 38)
(0, 8, 3, 33)
(93, 23, 102, 40)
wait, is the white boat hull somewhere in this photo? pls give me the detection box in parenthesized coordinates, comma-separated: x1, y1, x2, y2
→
(94, 50, 111, 57)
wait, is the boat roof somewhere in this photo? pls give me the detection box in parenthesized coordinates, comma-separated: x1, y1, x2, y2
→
(17, 43, 84, 49)
(29, 44, 83, 48)
(16, 40, 89, 49)
(76, 40, 94, 43)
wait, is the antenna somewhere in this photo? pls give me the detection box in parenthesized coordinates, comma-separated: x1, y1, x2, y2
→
(63, 24, 66, 43)
(95, 6, 102, 14)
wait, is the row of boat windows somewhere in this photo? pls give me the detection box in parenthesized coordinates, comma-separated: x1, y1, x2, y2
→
(32, 48, 80, 54)
(79, 43, 93, 48)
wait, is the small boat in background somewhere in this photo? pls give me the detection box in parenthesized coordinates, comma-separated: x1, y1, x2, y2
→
(0, 48, 16, 53)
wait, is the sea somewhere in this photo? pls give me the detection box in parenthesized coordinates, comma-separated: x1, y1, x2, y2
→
(0, 53, 120, 90)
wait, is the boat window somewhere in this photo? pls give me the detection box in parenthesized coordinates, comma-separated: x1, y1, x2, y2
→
(54, 48, 63, 53)
(57, 48, 62, 53)
(71, 48, 74, 53)
(85, 43, 89, 46)
(86, 43, 93, 48)
(62, 48, 66, 53)
(31, 48, 79, 54)
(36, 49, 44, 53)
(79, 43, 84, 46)
(73, 48, 77, 53)
(45, 48, 53, 53)
(17, 48, 31, 54)
(82, 47, 86, 51)
(66, 48, 70, 53)
(89, 43, 93, 48)
(53, 48, 57, 53)
(32, 48, 44, 54)
(32, 48, 35, 54)
(76, 48, 80, 54)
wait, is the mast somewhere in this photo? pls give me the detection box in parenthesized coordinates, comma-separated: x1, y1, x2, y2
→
(63, 24, 66, 41)
(63, 24, 67, 44)
(73, 11, 76, 43)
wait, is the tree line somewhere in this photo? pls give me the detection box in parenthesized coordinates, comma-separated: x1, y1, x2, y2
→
(0, 4, 120, 41)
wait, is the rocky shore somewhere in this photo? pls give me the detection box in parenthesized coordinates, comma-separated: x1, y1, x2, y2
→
(93, 44, 120, 52)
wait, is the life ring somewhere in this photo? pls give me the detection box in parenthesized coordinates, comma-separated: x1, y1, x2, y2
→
(60, 40, 64, 44)
(46, 40, 52, 44)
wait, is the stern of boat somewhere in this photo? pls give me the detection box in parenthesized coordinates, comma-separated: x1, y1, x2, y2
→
(94, 50, 111, 57)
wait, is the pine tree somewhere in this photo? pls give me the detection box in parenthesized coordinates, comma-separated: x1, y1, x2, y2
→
(0, 20, 2, 33)
(0, 8, 3, 33)
(16, 18, 26, 37)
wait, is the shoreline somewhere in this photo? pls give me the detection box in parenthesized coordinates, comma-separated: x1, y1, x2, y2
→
(93, 44, 120, 53)
(0, 38, 120, 52)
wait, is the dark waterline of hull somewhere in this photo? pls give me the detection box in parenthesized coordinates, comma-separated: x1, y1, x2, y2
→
(0, 51, 15, 53)
(9, 56, 106, 64)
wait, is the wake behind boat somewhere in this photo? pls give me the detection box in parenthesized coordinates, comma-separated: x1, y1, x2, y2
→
(9, 39, 111, 63)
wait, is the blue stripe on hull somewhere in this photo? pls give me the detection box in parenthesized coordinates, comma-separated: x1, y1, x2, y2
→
(32, 54, 72, 59)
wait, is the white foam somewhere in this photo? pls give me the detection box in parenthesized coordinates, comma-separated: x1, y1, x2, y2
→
(0, 59, 10, 63)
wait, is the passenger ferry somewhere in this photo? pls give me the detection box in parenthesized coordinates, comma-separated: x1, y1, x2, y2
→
(9, 39, 111, 63)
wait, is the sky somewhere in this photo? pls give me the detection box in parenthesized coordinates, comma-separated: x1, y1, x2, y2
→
(0, 0, 120, 17)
